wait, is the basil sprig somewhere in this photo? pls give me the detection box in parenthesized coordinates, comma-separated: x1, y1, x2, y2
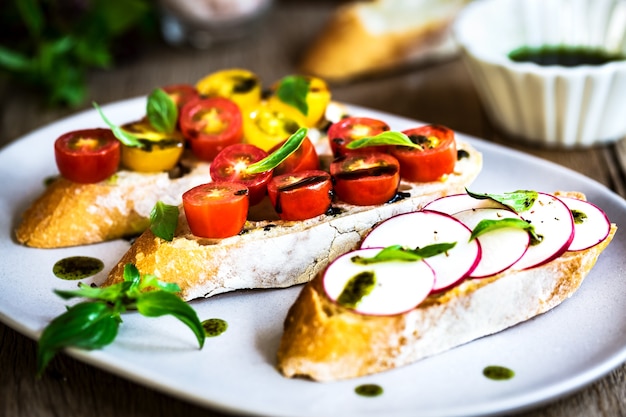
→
(146, 88, 178, 134)
(276, 75, 309, 116)
(351, 242, 457, 265)
(37, 263, 205, 376)
(245, 127, 308, 174)
(470, 218, 542, 243)
(94, 88, 178, 147)
(466, 189, 538, 213)
(150, 201, 179, 241)
(94, 102, 144, 147)
(346, 131, 423, 150)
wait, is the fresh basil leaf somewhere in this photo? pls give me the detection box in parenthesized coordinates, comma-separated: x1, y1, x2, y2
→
(139, 274, 181, 293)
(466, 189, 538, 213)
(245, 127, 308, 174)
(136, 291, 205, 348)
(352, 242, 457, 265)
(276, 75, 309, 116)
(93, 102, 144, 147)
(150, 201, 179, 241)
(346, 131, 422, 150)
(470, 218, 541, 243)
(54, 282, 128, 303)
(16, 0, 44, 38)
(147, 88, 178, 133)
(0, 46, 32, 72)
(36, 302, 119, 376)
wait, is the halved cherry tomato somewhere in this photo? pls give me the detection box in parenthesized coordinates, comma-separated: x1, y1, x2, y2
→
(162, 84, 200, 110)
(120, 120, 185, 172)
(327, 117, 391, 158)
(268, 75, 331, 127)
(180, 97, 243, 162)
(330, 152, 400, 206)
(54, 128, 120, 184)
(195, 69, 262, 111)
(243, 102, 303, 151)
(269, 136, 320, 175)
(267, 170, 332, 221)
(390, 124, 457, 183)
(182, 182, 249, 239)
(210, 144, 272, 205)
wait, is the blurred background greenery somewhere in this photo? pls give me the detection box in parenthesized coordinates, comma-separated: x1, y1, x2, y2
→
(0, 0, 159, 108)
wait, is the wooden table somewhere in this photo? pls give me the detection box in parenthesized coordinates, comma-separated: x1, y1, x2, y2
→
(1, 3, 625, 416)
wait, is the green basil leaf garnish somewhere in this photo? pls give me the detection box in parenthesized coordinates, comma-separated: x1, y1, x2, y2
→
(37, 263, 204, 376)
(245, 127, 308, 174)
(93, 102, 144, 147)
(147, 88, 178, 134)
(276, 75, 309, 116)
(351, 242, 457, 265)
(136, 291, 206, 348)
(37, 301, 120, 375)
(346, 131, 422, 150)
(470, 218, 541, 243)
(466, 189, 538, 213)
(150, 201, 179, 241)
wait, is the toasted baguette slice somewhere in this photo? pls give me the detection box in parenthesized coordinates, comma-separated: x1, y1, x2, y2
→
(103, 140, 481, 301)
(15, 156, 212, 248)
(300, 0, 468, 82)
(276, 205, 616, 382)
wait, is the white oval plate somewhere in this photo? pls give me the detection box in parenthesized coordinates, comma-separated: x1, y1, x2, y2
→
(1, 98, 625, 417)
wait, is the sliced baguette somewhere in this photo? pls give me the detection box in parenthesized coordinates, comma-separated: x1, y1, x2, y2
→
(300, 0, 468, 82)
(15, 155, 212, 248)
(103, 140, 482, 301)
(276, 195, 616, 382)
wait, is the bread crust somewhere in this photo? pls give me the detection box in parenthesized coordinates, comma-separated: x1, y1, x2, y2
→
(300, 0, 467, 81)
(15, 158, 212, 248)
(276, 203, 616, 382)
(104, 140, 482, 301)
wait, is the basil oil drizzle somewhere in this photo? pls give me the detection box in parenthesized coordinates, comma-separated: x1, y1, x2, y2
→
(355, 384, 384, 397)
(483, 365, 515, 380)
(337, 271, 376, 309)
(202, 318, 228, 337)
(571, 209, 587, 224)
(53, 256, 104, 280)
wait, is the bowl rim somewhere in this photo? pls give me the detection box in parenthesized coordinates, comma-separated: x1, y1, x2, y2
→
(452, 0, 626, 74)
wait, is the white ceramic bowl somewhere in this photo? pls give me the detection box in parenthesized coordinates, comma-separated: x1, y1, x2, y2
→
(453, 0, 626, 147)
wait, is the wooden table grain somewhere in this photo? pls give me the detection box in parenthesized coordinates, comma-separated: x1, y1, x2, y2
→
(1, 4, 625, 417)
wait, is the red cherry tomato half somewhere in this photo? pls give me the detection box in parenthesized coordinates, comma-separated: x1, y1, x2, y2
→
(210, 144, 272, 205)
(330, 152, 400, 206)
(180, 97, 243, 161)
(182, 182, 249, 239)
(269, 135, 320, 176)
(54, 128, 120, 184)
(267, 170, 332, 221)
(162, 84, 200, 110)
(390, 124, 457, 183)
(328, 117, 391, 158)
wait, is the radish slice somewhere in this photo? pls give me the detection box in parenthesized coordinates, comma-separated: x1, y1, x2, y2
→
(558, 196, 611, 251)
(361, 210, 481, 292)
(512, 193, 575, 270)
(424, 193, 508, 215)
(453, 208, 530, 278)
(322, 248, 435, 316)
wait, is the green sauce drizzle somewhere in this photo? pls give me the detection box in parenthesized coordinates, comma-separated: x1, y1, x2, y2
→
(571, 209, 588, 225)
(355, 384, 383, 397)
(202, 318, 228, 337)
(337, 271, 376, 309)
(509, 45, 626, 67)
(53, 256, 104, 280)
(483, 365, 515, 381)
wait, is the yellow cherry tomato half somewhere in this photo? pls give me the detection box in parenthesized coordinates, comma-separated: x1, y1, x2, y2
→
(195, 68, 262, 111)
(243, 102, 303, 151)
(120, 120, 185, 172)
(268, 75, 331, 128)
